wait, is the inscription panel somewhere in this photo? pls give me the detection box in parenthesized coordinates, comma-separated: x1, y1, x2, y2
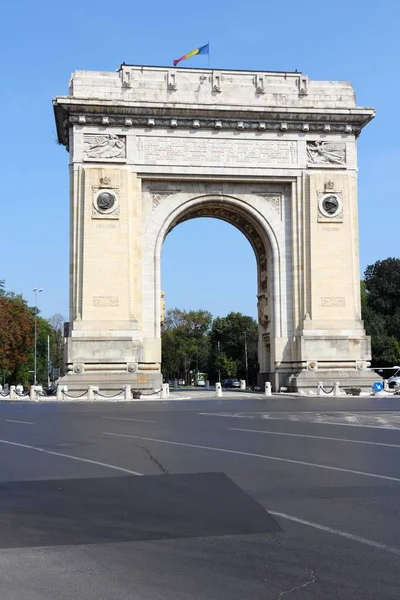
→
(137, 136, 297, 167)
(321, 297, 345, 307)
(93, 296, 119, 307)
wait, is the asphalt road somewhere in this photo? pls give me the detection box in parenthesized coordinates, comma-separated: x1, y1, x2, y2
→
(0, 393, 399, 599)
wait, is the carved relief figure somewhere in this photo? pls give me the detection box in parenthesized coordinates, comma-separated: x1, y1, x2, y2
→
(307, 141, 345, 165)
(160, 291, 166, 325)
(260, 268, 268, 292)
(84, 134, 126, 159)
(257, 294, 269, 328)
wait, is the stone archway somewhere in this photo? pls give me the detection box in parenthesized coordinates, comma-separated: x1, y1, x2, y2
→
(53, 64, 376, 393)
(146, 190, 287, 387)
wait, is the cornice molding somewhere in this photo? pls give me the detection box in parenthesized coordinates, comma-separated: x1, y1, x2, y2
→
(53, 98, 374, 149)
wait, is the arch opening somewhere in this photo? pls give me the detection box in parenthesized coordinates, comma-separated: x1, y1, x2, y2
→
(155, 194, 280, 387)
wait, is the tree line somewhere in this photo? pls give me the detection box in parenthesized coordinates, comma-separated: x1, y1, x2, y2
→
(162, 257, 400, 383)
(362, 258, 400, 366)
(1, 257, 398, 387)
(162, 309, 258, 384)
(0, 280, 65, 386)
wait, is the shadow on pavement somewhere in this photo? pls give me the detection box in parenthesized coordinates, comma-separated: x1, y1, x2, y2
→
(0, 472, 281, 549)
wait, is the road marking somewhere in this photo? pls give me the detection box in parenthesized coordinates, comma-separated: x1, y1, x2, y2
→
(5, 419, 34, 425)
(198, 412, 400, 430)
(0, 438, 142, 475)
(103, 432, 400, 483)
(230, 428, 400, 449)
(102, 416, 158, 423)
(269, 511, 400, 556)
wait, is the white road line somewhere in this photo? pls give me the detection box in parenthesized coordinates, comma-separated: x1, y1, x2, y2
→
(198, 412, 400, 430)
(102, 416, 158, 423)
(230, 428, 400, 449)
(269, 511, 400, 556)
(103, 432, 400, 483)
(5, 419, 34, 425)
(0, 438, 142, 476)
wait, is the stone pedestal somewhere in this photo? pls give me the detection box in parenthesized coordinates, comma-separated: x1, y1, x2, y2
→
(288, 370, 376, 393)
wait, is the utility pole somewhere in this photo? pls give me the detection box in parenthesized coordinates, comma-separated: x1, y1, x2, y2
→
(217, 340, 221, 383)
(244, 332, 248, 384)
(33, 287, 43, 386)
(47, 334, 51, 388)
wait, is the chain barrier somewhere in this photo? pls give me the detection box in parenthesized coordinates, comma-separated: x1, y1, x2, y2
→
(93, 390, 125, 399)
(62, 390, 89, 399)
(0, 388, 165, 401)
(320, 385, 335, 395)
(140, 388, 163, 396)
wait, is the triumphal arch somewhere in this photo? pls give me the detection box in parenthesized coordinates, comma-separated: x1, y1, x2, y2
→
(53, 65, 376, 392)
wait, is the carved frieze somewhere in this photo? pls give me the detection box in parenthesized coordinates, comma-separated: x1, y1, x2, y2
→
(151, 191, 178, 210)
(137, 137, 297, 167)
(256, 193, 282, 217)
(175, 205, 267, 262)
(321, 297, 345, 307)
(84, 134, 126, 161)
(307, 141, 345, 166)
(93, 296, 119, 307)
(259, 268, 268, 292)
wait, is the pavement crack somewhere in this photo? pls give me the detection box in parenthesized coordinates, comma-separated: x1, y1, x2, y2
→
(134, 443, 169, 474)
(277, 567, 317, 598)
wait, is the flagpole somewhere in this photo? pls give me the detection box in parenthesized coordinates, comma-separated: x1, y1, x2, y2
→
(208, 41, 210, 68)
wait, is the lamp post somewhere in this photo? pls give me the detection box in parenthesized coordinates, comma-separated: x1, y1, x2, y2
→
(244, 332, 248, 384)
(33, 287, 43, 385)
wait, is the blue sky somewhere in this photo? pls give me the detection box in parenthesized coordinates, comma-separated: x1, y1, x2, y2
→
(1, 0, 398, 320)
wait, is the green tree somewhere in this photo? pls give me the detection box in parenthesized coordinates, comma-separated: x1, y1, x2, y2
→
(215, 353, 238, 378)
(362, 258, 400, 366)
(0, 282, 34, 383)
(47, 313, 65, 376)
(162, 308, 212, 381)
(209, 312, 258, 384)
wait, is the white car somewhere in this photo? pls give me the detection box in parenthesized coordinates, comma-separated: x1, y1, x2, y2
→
(387, 373, 400, 389)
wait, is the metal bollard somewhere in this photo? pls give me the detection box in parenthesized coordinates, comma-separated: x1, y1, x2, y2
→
(205, 380, 210, 390)
(317, 381, 324, 396)
(240, 380, 246, 390)
(124, 384, 132, 400)
(264, 382, 272, 396)
(56, 385, 63, 401)
(30, 387, 37, 401)
(173, 380, 178, 391)
(384, 379, 390, 392)
(161, 383, 170, 399)
(334, 381, 340, 396)
(87, 386, 95, 400)
(215, 382, 223, 397)
(9, 386, 16, 400)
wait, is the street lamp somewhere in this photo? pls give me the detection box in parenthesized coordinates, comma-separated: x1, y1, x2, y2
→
(33, 287, 43, 385)
(244, 332, 248, 384)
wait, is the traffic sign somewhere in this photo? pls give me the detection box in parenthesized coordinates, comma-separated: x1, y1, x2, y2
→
(372, 381, 384, 392)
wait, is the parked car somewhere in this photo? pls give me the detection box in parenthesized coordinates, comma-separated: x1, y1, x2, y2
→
(223, 378, 241, 388)
(387, 371, 400, 389)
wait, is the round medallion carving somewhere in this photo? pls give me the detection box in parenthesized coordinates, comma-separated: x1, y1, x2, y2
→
(73, 363, 84, 374)
(127, 363, 138, 373)
(319, 194, 342, 218)
(96, 191, 116, 212)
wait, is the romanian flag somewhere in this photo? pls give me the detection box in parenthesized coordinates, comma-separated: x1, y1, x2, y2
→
(173, 44, 209, 67)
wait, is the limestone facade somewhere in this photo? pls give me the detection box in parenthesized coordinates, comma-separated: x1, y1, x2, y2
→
(53, 65, 375, 391)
